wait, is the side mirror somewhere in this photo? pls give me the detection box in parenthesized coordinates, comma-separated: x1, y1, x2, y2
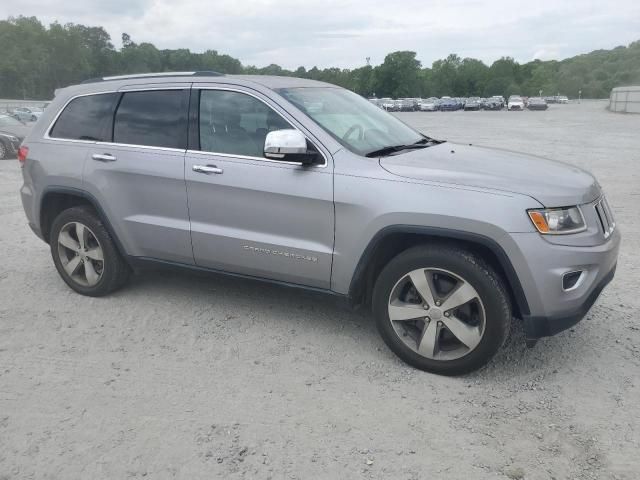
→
(264, 129, 319, 165)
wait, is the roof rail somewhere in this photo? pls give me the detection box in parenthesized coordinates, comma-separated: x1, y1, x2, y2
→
(81, 71, 224, 84)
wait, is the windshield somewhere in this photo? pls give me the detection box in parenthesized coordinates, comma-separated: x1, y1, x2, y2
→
(0, 115, 24, 127)
(277, 87, 424, 157)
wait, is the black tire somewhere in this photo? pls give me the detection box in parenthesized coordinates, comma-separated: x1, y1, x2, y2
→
(0, 140, 7, 160)
(50, 206, 130, 296)
(372, 244, 511, 376)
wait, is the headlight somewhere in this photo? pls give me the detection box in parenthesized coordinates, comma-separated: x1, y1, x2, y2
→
(527, 206, 586, 234)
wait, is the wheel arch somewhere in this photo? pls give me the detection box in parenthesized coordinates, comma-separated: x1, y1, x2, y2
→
(347, 225, 530, 318)
(39, 187, 128, 259)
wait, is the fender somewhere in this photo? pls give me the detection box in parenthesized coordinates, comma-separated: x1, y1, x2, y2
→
(40, 186, 129, 260)
(347, 224, 530, 316)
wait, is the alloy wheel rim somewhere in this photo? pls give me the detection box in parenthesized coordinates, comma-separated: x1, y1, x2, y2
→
(387, 267, 485, 361)
(57, 222, 104, 287)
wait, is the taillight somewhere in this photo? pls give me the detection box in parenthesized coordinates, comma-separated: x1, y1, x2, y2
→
(17, 145, 28, 166)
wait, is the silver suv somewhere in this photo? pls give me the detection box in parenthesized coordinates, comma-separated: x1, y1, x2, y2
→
(19, 72, 620, 375)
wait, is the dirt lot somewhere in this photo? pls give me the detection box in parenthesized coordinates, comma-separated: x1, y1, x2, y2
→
(1, 101, 638, 479)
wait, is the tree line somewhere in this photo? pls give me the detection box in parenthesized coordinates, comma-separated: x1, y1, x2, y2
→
(1, 16, 639, 100)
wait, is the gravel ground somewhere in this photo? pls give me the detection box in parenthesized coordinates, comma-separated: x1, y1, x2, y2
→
(1, 100, 638, 479)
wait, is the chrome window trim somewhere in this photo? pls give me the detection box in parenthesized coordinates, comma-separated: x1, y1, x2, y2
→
(44, 87, 189, 145)
(195, 86, 328, 169)
(44, 86, 328, 168)
(44, 90, 118, 143)
(96, 142, 186, 154)
(185, 149, 319, 167)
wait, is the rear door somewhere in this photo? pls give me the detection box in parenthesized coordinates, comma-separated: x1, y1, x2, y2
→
(184, 86, 334, 288)
(82, 85, 194, 264)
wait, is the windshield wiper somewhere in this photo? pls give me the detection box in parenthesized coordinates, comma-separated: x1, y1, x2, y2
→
(365, 138, 437, 157)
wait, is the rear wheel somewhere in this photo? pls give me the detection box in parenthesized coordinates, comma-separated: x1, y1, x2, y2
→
(0, 141, 7, 159)
(372, 245, 511, 375)
(50, 206, 130, 296)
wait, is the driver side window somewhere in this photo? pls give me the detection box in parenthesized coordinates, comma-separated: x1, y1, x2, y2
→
(199, 90, 291, 158)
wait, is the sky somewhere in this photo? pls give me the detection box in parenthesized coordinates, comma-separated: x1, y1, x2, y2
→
(3, 0, 640, 69)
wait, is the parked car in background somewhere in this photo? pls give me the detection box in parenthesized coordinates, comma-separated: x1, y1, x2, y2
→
(482, 97, 503, 110)
(0, 114, 30, 159)
(398, 98, 415, 112)
(527, 97, 548, 110)
(439, 98, 459, 111)
(419, 98, 439, 111)
(557, 95, 569, 104)
(490, 95, 505, 108)
(507, 95, 525, 111)
(464, 97, 481, 111)
(409, 98, 422, 111)
(381, 98, 396, 111)
(11, 107, 44, 122)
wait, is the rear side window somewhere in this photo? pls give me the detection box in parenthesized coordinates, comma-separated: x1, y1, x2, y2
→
(113, 90, 188, 149)
(50, 93, 117, 141)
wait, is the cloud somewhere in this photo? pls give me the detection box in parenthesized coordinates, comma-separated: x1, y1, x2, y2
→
(2, 0, 639, 69)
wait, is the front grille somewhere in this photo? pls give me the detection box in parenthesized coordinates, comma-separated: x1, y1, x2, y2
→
(594, 196, 615, 239)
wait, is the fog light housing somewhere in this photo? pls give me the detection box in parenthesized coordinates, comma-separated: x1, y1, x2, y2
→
(562, 270, 583, 291)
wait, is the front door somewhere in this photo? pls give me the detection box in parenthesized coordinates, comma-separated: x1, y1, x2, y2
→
(184, 87, 334, 288)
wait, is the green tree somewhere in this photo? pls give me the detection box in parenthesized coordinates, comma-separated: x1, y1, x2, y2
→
(375, 51, 421, 97)
(0, 15, 639, 100)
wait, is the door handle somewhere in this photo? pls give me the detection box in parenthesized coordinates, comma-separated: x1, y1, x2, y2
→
(92, 153, 117, 162)
(193, 164, 223, 175)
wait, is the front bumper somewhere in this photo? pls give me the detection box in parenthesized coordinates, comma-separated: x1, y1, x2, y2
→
(524, 263, 616, 339)
(509, 228, 621, 340)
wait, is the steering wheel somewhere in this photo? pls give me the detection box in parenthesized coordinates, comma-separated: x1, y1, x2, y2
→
(343, 124, 364, 141)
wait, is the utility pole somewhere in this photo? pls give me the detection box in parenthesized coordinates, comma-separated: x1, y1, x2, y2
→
(366, 57, 371, 66)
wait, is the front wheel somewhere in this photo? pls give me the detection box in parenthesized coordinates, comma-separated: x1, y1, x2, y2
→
(372, 245, 511, 375)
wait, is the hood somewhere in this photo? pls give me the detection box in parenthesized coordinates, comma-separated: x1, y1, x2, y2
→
(379, 142, 600, 207)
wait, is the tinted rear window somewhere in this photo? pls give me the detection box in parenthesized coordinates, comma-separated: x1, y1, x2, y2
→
(50, 93, 117, 141)
(113, 90, 188, 149)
